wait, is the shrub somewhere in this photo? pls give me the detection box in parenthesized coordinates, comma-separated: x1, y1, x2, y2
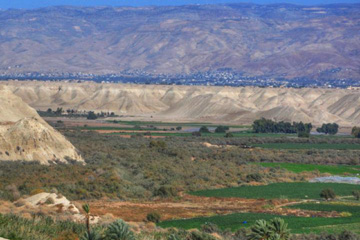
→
(352, 190, 360, 200)
(192, 131, 202, 137)
(298, 132, 310, 138)
(105, 219, 135, 240)
(199, 126, 210, 133)
(176, 126, 182, 131)
(215, 126, 229, 133)
(149, 140, 167, 150)
(30, 188, 44, 196)
(338, 230, 359, 240)
(201, 222, 220, 233)
(351, 127, 360, 138)
(246, 173, 262, 182)
(155, 185, 177, 197)
(146, 212, 161, 223)
(225, 132, 234, 138)
(45, 197, 55, 204)
(87, 111, 98, 120)
(320, 188, 336, 200)
(248, 218, 290, 240)
(80, 230, 101, 240)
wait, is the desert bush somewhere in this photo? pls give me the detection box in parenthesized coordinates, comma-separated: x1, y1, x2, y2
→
(146, 212, 161, 223)
(155, 185, 177, 198)
(320, 188, 336, 200)
(199, 126, 210, 133)
(246, 173, 262, 182)
(45, 197, 55, 204)
(30, 188, 45, 196)
(225, 132, 234, 138)
(352, 190, 360, 201)
(201, 222, 220, 233)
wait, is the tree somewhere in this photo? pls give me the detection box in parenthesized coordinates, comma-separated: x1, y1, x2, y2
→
(215, 126, 229, 133)
(351, 127, 360, 138)
(225, 132, 234, 138)
(320, 188, 336, 200)
(252, 118, 311, 134)
(199, 126, 210, 133)
(55, 107, 63, 115)
(87, 111, 98, 120)
(47, 108, 52, 113)
(82, 203, 91, 237)
(352, 190, 360, 201)
(317, 123, 339, 135)
(176, 126, 182, 131)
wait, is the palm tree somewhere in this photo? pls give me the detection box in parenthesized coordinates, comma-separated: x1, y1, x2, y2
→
(105, 219, 135, 240)
(82, 204, 91, 237)
(269, 218, 290, 240)
(81, 231, 102, 240)
(248, 219, 272, 240)
(248, 218, 290, 240)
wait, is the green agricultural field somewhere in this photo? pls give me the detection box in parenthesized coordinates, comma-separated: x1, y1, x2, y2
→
(287, 203, 360, 213)
(258, 162, 360, 175)
(109, 131, 297, 138)
(253, 143, 360, 150)
(107, 120, 250, 128)
(158, 211, 360, 234)
(75, 126, 157, 131)
(191, 183, 360, 199)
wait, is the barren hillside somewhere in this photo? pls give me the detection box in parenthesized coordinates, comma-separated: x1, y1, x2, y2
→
(0, 85, 84, 164)
(2, 81, 360, 126)
(0, 4, 359, 80)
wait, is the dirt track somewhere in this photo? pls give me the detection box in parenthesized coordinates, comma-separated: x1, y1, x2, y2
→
(79, 195, 339, 222)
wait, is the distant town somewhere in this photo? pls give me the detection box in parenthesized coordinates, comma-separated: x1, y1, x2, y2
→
(1, 70, 359, 89)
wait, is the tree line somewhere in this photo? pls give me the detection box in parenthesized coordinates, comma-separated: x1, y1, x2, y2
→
(252, 118, 312, 135)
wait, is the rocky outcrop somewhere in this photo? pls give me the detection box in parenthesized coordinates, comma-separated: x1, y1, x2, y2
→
(0, 86, 84, 164)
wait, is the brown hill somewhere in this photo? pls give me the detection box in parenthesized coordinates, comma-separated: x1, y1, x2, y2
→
(2, 81, 360, 126)
(0, 85, 84, 164)
(0, 4, 359, 80)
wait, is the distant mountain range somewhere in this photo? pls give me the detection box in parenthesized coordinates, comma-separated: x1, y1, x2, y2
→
(0, 3, 359, 80)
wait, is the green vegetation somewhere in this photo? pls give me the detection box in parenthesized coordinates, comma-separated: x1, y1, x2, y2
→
(146, 212, 161, 223)
(320, 188, 336, 200)
(191, 183, 360, 200)
(215, 126, 229, 133)
(317, 123, 339, 135)
(252, 118, 312, 134)
(257, 162, 360, 175)
(87, 111, 98, 120)
(287, 203, 360, 213)
(352, 126, 360, 138)
(248, 218, 290, 240)
(107, 120, 249, 128)
(0, 213, 86, 240)
(253, 143, 360, 150)
(158, 211, 360, 234)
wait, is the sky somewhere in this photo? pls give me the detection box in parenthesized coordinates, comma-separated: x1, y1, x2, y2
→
(0, 0, 359, 9)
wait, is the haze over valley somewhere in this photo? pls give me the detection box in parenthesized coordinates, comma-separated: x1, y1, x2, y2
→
(1, 3, 360, 87)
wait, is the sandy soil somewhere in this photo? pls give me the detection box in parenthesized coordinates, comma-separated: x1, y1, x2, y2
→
(77, 195, 339, 222)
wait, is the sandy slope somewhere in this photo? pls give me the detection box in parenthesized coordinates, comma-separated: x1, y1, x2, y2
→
(0, 85, 84, 164)
(2, 81, 360, 126)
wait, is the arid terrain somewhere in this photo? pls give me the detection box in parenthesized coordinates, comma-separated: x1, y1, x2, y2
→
(2, 80, 360, 126)
(0, 4, 359, 80)
(0, 85, 83, 164)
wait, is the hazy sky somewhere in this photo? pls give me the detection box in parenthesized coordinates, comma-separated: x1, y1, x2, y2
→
(0, 0, 359, 9)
